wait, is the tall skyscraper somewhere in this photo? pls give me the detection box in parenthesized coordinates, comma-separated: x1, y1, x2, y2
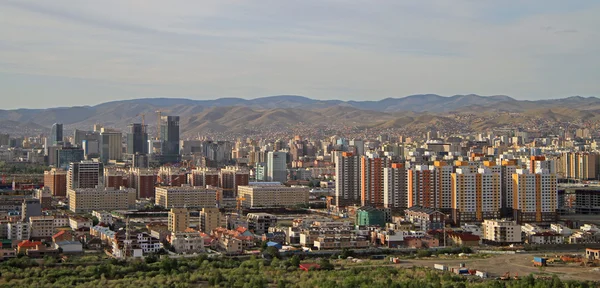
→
(55, 147, 85, 170)
(360, 153, 390, 207)
(67, 161, 104, 189)
(335, 152, 361, 207)
(100, 128, 123, 163)
(267, 151, 287, 183)
(160, 116, 180, 163)
(127, 123, 148, 155)
(50, 123, 63, 145)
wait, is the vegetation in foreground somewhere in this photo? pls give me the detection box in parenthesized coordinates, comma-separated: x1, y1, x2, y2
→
(0, 254, 597, 288)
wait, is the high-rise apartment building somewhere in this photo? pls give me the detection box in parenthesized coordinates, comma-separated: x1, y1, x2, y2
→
(267, 151, 287, 183)
(130, 168, 156, 199)
(220, 166, 249, 197)
(127, 123, 148, 155)
(67, 161, 104, 189)
(408, 165, 435, 208)
(451, 167, 501, 224)
(500, 159, 519, 217)
(512, 168, 558, 223)
(100, 128, 123, 163)
(360, 153, 390, 207)
(68, 187, 136, 213)
(104, 168, 127, 188)
(160, 116, 180, 163)
(188, 168, 219, 187)
(560, 152, 599, 180)
(158, 166, 186, 187)
(50, 123, 63, 145)
(433, 161, 453, 212)
(168, 208, 189, 232)
(335, 152, 361, 207)
(44, 168, 67, 197)
(383, 163, 408, 209)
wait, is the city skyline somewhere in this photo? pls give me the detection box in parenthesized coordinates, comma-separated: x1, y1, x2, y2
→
(1, 1, 599, 109)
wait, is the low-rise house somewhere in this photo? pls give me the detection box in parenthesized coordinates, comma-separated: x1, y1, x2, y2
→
(586, 248, 600, 261)
(52, 230, 74, 244)
(404, 206, 445, 231)
(404, 236, 440, 248)
(17, 240, 43, 254)
(568, 231, 599, 244)
(69, 216, 93, 231)
(529, 232, 564, 245)
(170, 232, 205, 254)
(212, 227, 254, 252)
(92, 211, 114, 225)
(54, 240, 83, 253)
(25, 245, 59, 258)
(261, 231, 286, 244)
(550, 223, 572, 236)
(448, 232, 480, 247)
(0, 249, 16, 261)
(85, 237, 103, 250)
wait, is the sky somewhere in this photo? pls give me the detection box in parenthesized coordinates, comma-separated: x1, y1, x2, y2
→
(0, 0, 599, 109)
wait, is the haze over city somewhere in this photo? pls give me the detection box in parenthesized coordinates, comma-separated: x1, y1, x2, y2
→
(2, 2, 600, 287)
(1, 0, 599, 109)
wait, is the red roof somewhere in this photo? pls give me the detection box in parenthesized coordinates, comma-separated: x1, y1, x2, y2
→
(53, 230, 67, 238)
(299, 263, 321, 271)
(18, 240, 42, 248)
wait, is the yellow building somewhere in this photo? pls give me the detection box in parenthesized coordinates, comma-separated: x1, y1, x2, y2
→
(155, 186, 220, 209)
(168, 208, 189, 232)
(200, 208, 222, 233)
(68, 187, 136, 213)
(238, 185, 309, 208)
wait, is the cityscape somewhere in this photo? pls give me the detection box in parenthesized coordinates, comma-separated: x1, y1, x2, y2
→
(1, 1, 600, 288)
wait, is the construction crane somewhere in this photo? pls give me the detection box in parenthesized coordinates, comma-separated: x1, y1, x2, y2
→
(236, 197, 246, 217)
(135, 113, 146, 126)
(155, 110, 162, 141)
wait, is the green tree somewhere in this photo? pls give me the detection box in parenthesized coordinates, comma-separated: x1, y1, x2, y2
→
(290, 255, 301, 267)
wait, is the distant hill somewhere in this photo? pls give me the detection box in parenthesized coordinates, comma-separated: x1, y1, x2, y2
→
(0, 94, 599, 136)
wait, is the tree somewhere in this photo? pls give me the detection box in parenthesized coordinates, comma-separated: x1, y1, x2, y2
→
(290, 255, 301, 267)
(260, 241, 268, 251)
(318, 258, 334, 271)
(266, 246, 280, 259)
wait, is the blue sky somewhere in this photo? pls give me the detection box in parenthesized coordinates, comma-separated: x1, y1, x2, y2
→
(0, 0, 599, 109)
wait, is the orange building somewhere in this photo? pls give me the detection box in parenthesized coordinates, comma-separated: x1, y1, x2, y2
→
(361, 155, 390, 207)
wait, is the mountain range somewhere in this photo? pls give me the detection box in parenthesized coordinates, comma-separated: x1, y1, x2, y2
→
(1, 94, 599, 136)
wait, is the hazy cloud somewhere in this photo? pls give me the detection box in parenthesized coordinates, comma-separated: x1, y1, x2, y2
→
(0, 0, 599, 108)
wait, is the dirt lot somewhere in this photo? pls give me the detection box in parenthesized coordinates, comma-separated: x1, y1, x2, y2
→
(343, 254, 600, 282)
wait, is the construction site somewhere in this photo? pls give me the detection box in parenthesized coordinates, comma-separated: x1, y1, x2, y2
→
(421, 250, 600, 282)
